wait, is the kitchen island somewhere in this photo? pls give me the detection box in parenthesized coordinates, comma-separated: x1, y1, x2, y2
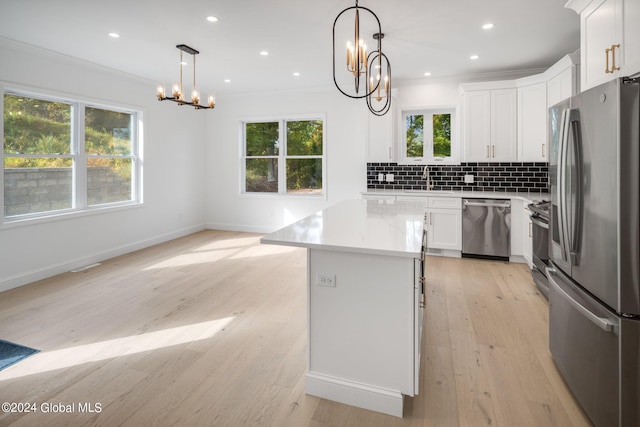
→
(261, 199, 426, 417)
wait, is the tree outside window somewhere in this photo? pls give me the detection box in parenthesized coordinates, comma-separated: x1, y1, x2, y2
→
(243, 118, 324, 195)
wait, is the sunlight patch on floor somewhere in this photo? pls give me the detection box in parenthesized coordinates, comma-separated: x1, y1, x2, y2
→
(0, 317, 235, 381)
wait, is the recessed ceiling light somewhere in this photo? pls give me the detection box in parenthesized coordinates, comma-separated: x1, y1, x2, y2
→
(260, 51, 269, 56)
(293, 72, 300, 77)
(482, 23, 494, 30)
(206, 16, 218, 22)
(108, 32, 120, 38)
(424, 72, 432, 77)
(470, 55, 479, 60)
(224, 79, 231, 83)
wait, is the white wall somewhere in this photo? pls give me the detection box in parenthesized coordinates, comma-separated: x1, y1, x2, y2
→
(205, 88, 368, 233)
(0, 40, 208, 291)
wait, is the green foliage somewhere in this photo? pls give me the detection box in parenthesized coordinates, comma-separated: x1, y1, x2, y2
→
(406, 115, 424, 157)
(245, 122, 279, 156)
(245, 120, 323, 194)
(433, 113, 451, 157)
(405, 113, 451, 159)
(3, 94, 132, 182)
(286, 120, 323, 156)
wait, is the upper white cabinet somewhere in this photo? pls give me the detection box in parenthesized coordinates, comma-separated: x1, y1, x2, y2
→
(462, 82, 517, 162)
(517, 54, 579, 162)
(517, 82, 547, 162)
(367, 91, 398, 162)
(367, 108, 395, 162)
(567, 0, 640, 91)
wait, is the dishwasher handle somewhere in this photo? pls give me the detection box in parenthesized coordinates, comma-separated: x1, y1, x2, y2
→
(463, 199, 511, 209)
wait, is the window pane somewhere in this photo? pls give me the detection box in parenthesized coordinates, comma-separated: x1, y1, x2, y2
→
(433, 113, 451, 157)
(246, 158, 278, 193)
(85, 107, 132, 155)
(405, 115, 424, 158)
(87, 158, 132, 206)
(3, 94, 71, 155)
(4, 158, 73, 217)
(286, 120, 323, 156)
(286, 158, 322, 194)
(245, 122, 279, 156)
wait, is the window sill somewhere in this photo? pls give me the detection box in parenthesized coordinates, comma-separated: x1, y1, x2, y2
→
(1, 202, 144, 230)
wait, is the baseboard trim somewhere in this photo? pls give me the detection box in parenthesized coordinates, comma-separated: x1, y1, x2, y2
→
(0, 224, 206, 293)
(305, 371, 404, 418)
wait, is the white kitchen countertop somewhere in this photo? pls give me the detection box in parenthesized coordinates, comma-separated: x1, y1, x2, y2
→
(361, 189, 550, 203)
(261, 199, 425, 258)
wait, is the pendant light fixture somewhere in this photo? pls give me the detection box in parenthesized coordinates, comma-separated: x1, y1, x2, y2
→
(332, 0, 392, 116)
(156, 44, 215, 110)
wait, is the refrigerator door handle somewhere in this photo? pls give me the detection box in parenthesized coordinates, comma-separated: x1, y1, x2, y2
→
(547, 267, 615, 333)
(569, 110, 583, 266)
(557, 109, 571, 263)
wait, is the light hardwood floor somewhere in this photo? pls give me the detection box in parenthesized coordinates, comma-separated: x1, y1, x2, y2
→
(0, 230, 592, 426)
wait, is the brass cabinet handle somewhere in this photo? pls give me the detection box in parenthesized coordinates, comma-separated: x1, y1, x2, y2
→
(486, 145, 489, 158)
(611, 44, 621, 72)
(606, 47, 612, 73)
(492, 145, 495, 158)
(542, 143, 545, 158)
(529, 221, 532, 238)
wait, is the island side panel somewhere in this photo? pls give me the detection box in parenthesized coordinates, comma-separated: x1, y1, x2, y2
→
(307, 248, 415, 395)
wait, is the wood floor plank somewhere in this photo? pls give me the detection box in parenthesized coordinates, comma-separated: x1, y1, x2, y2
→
(0, 231, 592, 426)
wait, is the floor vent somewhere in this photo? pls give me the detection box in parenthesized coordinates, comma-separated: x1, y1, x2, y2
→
(70, 263, 101, 273)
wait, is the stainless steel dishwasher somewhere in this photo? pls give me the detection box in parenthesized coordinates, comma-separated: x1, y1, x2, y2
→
(462, 198, 511, 260)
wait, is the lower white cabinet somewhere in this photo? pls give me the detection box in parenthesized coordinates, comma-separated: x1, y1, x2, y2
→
(523, 206, 533, 268)
(426, 197, 462, 252)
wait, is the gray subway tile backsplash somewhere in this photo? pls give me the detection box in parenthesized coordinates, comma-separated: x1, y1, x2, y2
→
(367, 162, 549, 193)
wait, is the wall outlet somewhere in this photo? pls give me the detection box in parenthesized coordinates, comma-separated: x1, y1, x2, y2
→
(316, 273, 336, 287)
(378, 173, 385, 182)
(464, 174, 474, 183)
(385, 173, 394, 182)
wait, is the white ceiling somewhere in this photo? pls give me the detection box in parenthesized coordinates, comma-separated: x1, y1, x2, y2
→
(0, 0, 579, 96)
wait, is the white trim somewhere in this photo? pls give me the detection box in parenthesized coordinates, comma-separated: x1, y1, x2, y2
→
(305, 371, 404, 417)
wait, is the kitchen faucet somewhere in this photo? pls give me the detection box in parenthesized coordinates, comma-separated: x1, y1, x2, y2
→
(422, 165, 432, 190)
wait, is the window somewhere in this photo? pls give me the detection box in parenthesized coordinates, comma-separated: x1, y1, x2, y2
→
(400, 108, 458, 164)
(3, 90, 142, 220)
(242, 117, 325, 196)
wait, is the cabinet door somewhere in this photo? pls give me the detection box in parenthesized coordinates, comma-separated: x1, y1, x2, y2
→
(523, 207, 533, 268)
(518, 83, 547, 162)
(427, 208, 462, 251)
(581, 0, 622, 90)
(464, 91, 491, 161)
(490, 89, 517, 161)
(547, 66, 575, 107)
(621, 0, 640, 77)
(367, 109, 394, 162)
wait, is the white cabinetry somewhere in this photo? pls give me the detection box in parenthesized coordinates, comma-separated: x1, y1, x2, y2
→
(517, 82, 547, 162)
(523, 205, 533, 268)
(426, 197, 462, 253)
(367, 108, 395, 161)
(463, 83, 517, 162)
(367, 91, 397, 162)
(567, 0, 640, 91)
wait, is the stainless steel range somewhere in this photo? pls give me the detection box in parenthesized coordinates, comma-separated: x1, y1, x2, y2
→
(527, 200, 550, 298)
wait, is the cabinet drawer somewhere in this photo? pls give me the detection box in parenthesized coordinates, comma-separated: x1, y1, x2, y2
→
(428, 197, 461, 209)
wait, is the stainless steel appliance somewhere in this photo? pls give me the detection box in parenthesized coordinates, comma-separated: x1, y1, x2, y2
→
(547, 76, 640, 427)
(528, 200, 550, 298)
(461, 198, 511, 260)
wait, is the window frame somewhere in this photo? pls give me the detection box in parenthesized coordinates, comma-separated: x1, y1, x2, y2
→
(398, 106, 460, 165)
(1, 84, 143, 225)
(240, 114, 326, 199)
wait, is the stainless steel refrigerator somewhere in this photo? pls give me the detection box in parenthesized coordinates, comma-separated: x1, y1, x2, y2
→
(547, 76, 640, 427)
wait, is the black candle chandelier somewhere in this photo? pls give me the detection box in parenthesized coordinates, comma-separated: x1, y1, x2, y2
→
(156, 44, 215, 110)
(332, 0, 392, 116)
